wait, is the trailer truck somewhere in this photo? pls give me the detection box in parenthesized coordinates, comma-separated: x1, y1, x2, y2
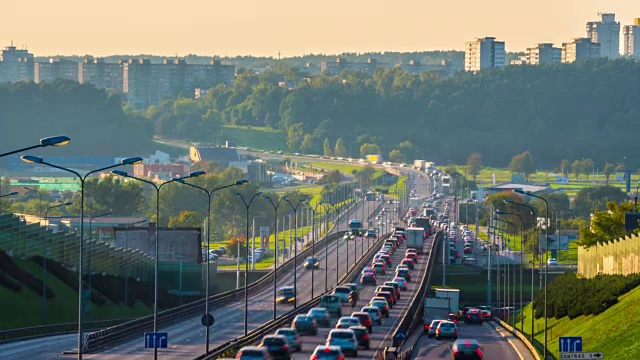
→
(434, 288, 460, 313)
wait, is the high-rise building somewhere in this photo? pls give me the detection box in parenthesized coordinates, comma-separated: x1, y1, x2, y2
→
(464, 37, 505, 72)
(623, 18, 640, 57)
(0, 45, 34, 83)
(586, 13, 620, 58)
(78, 58, 124, 91)
(526, 43, 562, 65)
(561, 38, 601, 63)
(34, 58, 79, 83)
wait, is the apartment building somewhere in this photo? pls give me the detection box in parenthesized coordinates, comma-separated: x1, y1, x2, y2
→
(464, 37, 505, 71)
(320, 58, 388, 76)
(561, 38, 601, 63)
(398, 60, 453, 74)
(0, 45, 34, 83)
(78, 58, 124, 91)
(526, 43, 562, 65)
(34, 58, 79, 83)
(623, 18, 640, 57)
(586, 13, 620, 58)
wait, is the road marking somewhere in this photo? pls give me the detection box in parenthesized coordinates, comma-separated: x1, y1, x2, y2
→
(495, 325, 525, 360)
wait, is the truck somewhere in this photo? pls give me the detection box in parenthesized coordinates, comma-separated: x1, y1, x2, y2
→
(423, 297, 452, 333)
(412, 217, 432, 237)
(409, 197, 422, 209)
(435, 288, 460, 313)
(366, 154, 383, 164)
(348, 219, 364, 236)
(406, 227, 425, 254)
(413, 159, 426, 171)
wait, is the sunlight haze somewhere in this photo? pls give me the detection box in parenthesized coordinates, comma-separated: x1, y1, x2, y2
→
(3, 0, 640, 56)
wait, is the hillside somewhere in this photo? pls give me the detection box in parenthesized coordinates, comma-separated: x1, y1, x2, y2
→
(519, 284, 640, 359)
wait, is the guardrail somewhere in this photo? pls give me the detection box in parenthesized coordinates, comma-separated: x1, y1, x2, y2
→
(84, 200, 373, 352)
(196, 233, 390, 359)
(493, 318, 543, 360)
(0, 318, 135, 344)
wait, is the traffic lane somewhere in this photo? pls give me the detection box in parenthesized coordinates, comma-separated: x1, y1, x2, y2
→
(412, 320, 534, 360)
(0, 333, 78, 360)
(290, 236, 428, 359)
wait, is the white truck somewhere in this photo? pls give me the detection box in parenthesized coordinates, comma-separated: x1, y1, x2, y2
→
(409, 197, 422, 209)
(435, 288, 460, 313)
(423, 297, 451, 333)
(406, 227, 425, 254)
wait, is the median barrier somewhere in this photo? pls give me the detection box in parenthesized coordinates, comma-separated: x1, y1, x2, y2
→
(493, 318, 543, 360)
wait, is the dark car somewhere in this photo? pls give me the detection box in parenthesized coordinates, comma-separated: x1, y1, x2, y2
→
(304, 256, 320, 269)
(379, 254, 392, 266)
(258, 335, 291, 360)
(396, 268, 412, 282)
(360, 271, 377, 285)
(375, 291, 396, 307)
(307, 307, 331, 327)
(350, 311, 373, 333)
(292, 314, 318, 335)
(405, 253, 418, 263)
(349, 325, 370, 349)
(451, 339, 483, 359)
(376, 286, 399, 302)
(464, 310, 484, 325)
(369, 299, 390, 317)
(400, 258, 415, 270)
(373, 262, 386, 275)
(383, 281, 401, 299)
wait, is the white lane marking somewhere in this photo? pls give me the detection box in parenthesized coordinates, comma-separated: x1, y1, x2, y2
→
(495, 326, 525, 360)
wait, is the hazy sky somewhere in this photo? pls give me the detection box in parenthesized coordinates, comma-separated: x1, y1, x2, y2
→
(3, 0, 640, 57)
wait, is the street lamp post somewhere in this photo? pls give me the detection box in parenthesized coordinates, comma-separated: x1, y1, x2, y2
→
(303, 200, 324, 299)
(175, 179, 247, 352)
(263, 194, 287, 321)
(0, 136, 70, 158)
(0, 191, 18, 198)
(234, 191, 262, 336)
(284, 198, 305, 309)
(111, 170, 204, 359)
(42, 201, 72, 323)
(22, 155, 142, 360)
(496, 217, 515, 325)
(504, 198, 536, 342)
(496, 210, 525, 334)
(318, 202, 331, 292)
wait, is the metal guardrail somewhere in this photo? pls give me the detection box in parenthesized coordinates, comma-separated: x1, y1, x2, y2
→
(196, 233, 390, 360)
(0, 318, 135, 344)
(493, 318, 543, 360)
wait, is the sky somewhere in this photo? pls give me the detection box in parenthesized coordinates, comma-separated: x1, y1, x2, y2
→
(3, 0, 640, 57)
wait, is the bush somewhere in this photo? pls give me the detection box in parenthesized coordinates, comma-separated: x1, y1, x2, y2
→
(0, 251, 54, 298)
(534, 272, 640, 320)
(0, 270, 22, 292)
(31, 256, 78, 291)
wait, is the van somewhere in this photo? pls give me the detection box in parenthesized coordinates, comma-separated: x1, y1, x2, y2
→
(319, 294, 343, 317)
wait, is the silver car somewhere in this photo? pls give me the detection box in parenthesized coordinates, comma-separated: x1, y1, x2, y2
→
(361, 306, 382, 325)
(336, 317, 360, 329)
(427, 319, 444, 337)
(435, 320, 458, 340)
(274, 328, 301, 352)
(326, 329, 358, 357)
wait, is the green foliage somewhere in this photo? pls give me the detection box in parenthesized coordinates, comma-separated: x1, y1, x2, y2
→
(323, 138, 333, 157)
(65, 177, 144, 217)
(466, 152, 482, 182)
(535, 272, 640, 320)
(334, 138, 348, 157)
(573, 186, 628, 217)
(578, 201, 635, 248)
(359, 143, 380, 158)
(388, 149, 403, 163)
(531, 193, 570, 217)
(508, 151, 536, 181)
(603, 162, 616, 182)
(168, 211, 201, 228)
(0, 251, 54, 299)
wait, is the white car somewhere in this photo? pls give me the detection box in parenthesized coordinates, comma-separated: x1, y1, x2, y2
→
(547, 258, 558, 266)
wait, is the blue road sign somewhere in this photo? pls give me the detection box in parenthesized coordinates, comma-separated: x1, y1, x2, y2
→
(559, 336, 582, 353)
(394, 330, 406, 341)
(144, 332, 168, 349)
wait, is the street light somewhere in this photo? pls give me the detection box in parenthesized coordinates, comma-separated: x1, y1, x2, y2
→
(503, 198, 536, 342)
(496, 210, 525, 333)
(23, 186, 42, 219)
(495, 216, 515, 326)
(21, 155, 143, 360)
(88, 211, 111, 300)
(514, 189, 549, 359)
(317, 202, 331, 292)
(284, 198, 305, 308)
(42, 201, 72, 323)
(0, 191, 18, 198)
(303, 200, 324, 299)
(176, 179, 247, 352)
(262, 194, 287, 321)
(122, 219, 148, 308)
(234, 191, 262, 336)
(111, 170, 205, 359)
(0, 135, 70, 158)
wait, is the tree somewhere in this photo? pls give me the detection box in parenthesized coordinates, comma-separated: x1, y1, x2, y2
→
(572, 186, 629, 217)
(0, 175, 9, 194)
(582, 158, 595, 180)
(388, 149, 403, 163)
(334, 138, 348, 157)
(487, 192, 535, 230)
(323, 138, 333, 157)
(360, 143, 380, 158)
(508, 151, 536, 181)
(226, 236, 246, 258)
(325, 170, 342, 185)
(466, 152, 482, 182)
(559, 160, 570, 177)
(287, 123, 304, 151)
(168, 210, 201, 228)
(579, 201, 636, 248)
(571, 160, 582, 180)
(603, 162, 615, 183)
(532, 193, 570, 217)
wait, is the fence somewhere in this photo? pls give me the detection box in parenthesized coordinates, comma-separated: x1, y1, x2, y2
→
(577, 233, 640, 278)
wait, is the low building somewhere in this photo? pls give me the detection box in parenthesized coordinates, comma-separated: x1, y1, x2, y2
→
(133, 163, 188, 182)
(526, 43, 562, 65)
(189, 145, 240, 169)
(562, 38, 601, 63)
(320, 57, 388, 76)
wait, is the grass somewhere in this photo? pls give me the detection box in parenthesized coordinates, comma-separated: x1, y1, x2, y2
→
(0, 259, 151, 329)
(517, 284, 640, 359)
(220, 125, 288, 152)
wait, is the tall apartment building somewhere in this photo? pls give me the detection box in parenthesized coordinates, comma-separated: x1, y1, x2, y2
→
(34, 58, 79, 83)
(123, 58, 235, 109)
(526, 43, 562, 65)
(586, 13, 620, 58)
(0, 45, 34, 83)
(464, 37, 505, 72)
(623, 18, 640, 57)
(561, 38, 601, 63)
(78, 58, 124, 91)
(320, 58, 388, 76)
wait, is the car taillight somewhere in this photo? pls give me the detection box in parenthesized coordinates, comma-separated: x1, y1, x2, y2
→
(337, 357, 344, 360)
(452, 351, 460, 357)
(311, 356, 318, 360)
(281, 345, 289, 350)
(467, 315, 471, 319)
(476, 348, 484, 357)
(364, 334, 369, 340)
(366, 319, 372, 325)
(454, 330, 458, 336)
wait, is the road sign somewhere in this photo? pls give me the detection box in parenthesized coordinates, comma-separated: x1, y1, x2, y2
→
(394, 330, 406, 342)
(559, 353, 603, 359)
(559, 336, 582, 353)
(201, 314, 215, 327)
(144, 332, 168, 349)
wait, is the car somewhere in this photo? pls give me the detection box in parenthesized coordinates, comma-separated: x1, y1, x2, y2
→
(379, 254, 392, 266)
(236, 345, 273, 359)
(258, 334, 292, 359)
(376, 285, 399, 302)
(463, 247, 473, 254)
(383, 281, 401, 299)
(405, 253, 418, 263)
(274, 328, 302, 352)
(310, 345, 344, 360)
(332, 286, 353, 304)
(319, 295, 343, 317)
(292, 314, 318, 335)
(307, 307, 331, 327)
(396, 268, 412, 282)
(373, 262, 386, 274)
(392, 277, 408, 290)
(350, 311, 373, 333)
(348, 325, 370, 349)
(326, 329, 358, 357)
(369, 299, 390, 317)
(448, 313, 459, 325)
(336, 316, 360, 329)
(400, 258, 415, 270)
(374, 291, 395, 307)
(304, 257, 320, 269)
(361, 266, 374, 274)
(366, 229, 377, 238)
(451, 339, 484, 359)
(426, 319, 444, 337)
(276, 286, 296, 305)
(464, 310, 483, 325)
(547, 258, 558, 266)
(344, 283, 360, 302)
(360, 306, 383, 325)
(481, 310, 491, 320)
(360, 271, 377, 285)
